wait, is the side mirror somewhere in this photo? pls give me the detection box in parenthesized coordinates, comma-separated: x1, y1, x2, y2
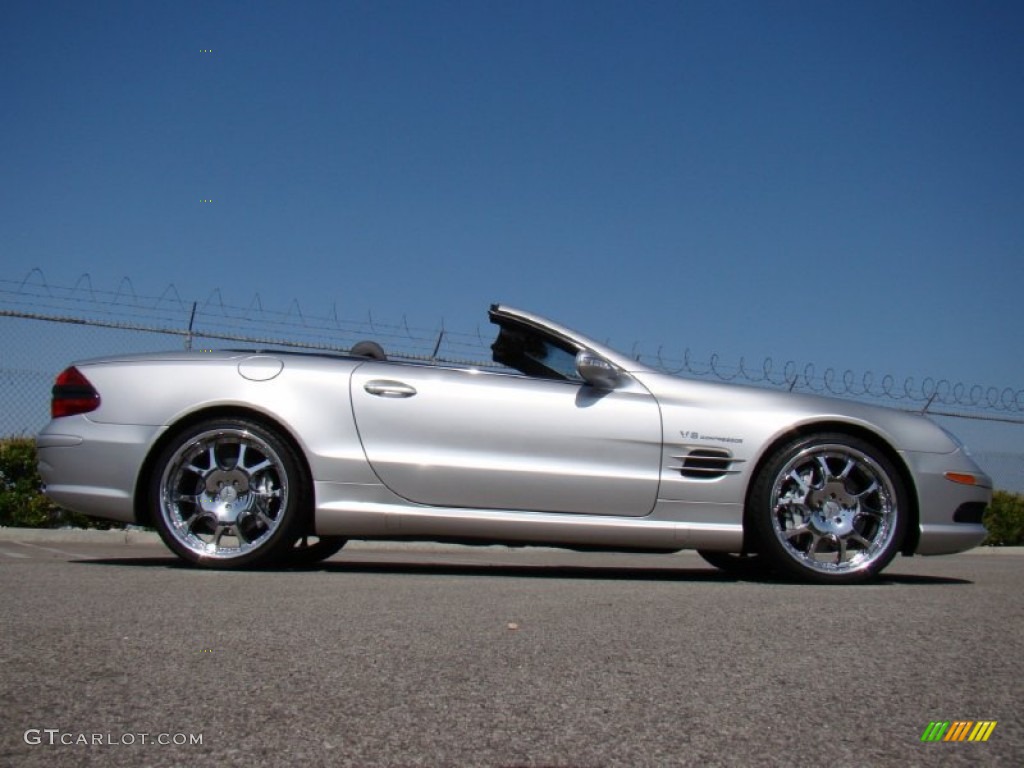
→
(575, 350, 619, 389)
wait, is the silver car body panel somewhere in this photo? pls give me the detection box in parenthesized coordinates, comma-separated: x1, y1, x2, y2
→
(351, 362, 662, 516)
(36, 305, 991, 557)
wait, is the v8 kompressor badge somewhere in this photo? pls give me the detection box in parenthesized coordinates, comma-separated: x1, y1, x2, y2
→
(681, 430, 744, 445)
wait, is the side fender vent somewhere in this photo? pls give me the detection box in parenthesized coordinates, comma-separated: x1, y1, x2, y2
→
(671, 448, 744, 480)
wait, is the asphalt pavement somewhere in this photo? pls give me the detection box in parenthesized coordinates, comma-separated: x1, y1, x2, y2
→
(1, 529, 1021, 767)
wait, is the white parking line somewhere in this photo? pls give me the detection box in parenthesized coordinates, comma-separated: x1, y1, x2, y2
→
(0, 549, 30, 559)
(12, 541, 83, 558)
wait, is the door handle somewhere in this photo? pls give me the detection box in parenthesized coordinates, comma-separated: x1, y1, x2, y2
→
(364, 380, 417, 398)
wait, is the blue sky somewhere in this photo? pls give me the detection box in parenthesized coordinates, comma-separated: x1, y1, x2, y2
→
(2, 1, 1022, 394)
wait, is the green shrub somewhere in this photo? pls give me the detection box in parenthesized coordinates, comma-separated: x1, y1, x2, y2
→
(0, 437, 103, 529)
(983, 490, 1024, 547)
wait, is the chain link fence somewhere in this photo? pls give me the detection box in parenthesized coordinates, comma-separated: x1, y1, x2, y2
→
(2, 272, 1021, 490)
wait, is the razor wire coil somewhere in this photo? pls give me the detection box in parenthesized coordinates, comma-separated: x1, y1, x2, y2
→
(3, 270, 1021, 422)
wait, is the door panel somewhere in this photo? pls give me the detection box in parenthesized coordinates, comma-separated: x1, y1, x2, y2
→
(351, 364, 662, 516)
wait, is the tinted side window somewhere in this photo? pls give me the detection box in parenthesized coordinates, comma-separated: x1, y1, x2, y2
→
(491, 326, 581, 382)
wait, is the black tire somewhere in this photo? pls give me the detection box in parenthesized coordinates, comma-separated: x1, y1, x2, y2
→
(149, 418, 310, 569)
(697, 550, 770, 579)
(276, 535, 348, 566)
(749, 433, 907, 584)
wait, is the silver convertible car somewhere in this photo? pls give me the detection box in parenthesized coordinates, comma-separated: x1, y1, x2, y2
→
(37, 305, 991, 583)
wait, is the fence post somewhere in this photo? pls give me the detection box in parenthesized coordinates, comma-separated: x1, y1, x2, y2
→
(185, 302, 197, 351)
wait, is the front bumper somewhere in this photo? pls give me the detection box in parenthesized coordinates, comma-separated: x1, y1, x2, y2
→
(905, 447, 992, 555)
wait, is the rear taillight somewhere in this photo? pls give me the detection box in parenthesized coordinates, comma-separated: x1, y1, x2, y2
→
(51, 366, 101, 418)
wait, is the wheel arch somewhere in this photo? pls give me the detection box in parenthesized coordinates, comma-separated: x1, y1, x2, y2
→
(742, 421, 920, 556)
(133, 405, 315, 531)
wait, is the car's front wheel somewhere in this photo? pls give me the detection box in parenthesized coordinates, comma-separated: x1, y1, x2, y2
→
(150, 418, 309, 568)
(697, 550, 770, 579)
(749, 433, 907, 584)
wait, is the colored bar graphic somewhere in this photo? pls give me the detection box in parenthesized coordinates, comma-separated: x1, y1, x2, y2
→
(969, 722, 997, 742)
(921, 720, 997, 743)
(921, 722, 949, 742)
(945, 721, 973, 741)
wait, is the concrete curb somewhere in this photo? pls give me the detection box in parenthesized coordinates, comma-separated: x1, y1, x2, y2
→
(1, 526, 1021, 555)
(0, 526, 160, 545)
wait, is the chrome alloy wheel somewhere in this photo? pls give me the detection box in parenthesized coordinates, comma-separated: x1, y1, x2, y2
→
(767, 443, 900, 578)
(158, 426, 293, 562)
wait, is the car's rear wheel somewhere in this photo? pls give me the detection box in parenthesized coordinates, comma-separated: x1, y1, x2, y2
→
(749, 433, 907, 584)
(277, 535, 348, 566)
(150, 418, 309, 568)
